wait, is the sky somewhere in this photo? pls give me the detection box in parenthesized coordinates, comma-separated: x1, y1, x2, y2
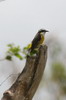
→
(0, 0, 66, 99)
(0, 0, 66, 49)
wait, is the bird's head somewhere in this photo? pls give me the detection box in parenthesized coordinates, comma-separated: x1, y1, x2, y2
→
(38, 29, 49, 35)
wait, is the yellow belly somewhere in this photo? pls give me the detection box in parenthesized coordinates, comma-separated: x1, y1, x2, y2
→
(28, 34, 44, 50)
(39, 35, 44, 45)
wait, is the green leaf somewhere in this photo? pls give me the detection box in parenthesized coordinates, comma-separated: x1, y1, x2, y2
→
(23, 47, 28, 50)
(30, 49, 38, 56)
(14, 53, 23, 60)
(5, 55, 12, 61)
(7, 43, 14, 48)
(23, 44, 32, 50)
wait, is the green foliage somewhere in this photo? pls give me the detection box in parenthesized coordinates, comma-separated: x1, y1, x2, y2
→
(23, 44, 38, 57)
(14, 53, 23, 60)
(51, 62, 65, 81)
(7, 44, 21, 54)
(5, 55, 12, 61)
(23, 44, 31, 50)
(30, 49, 38, 56)
(51, 62, 66, 94)
(5, 43, 38, 61)
(6, 43, 23, 60)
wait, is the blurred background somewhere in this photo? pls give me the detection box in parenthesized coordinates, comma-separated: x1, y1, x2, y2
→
(0, 0, 66, 100)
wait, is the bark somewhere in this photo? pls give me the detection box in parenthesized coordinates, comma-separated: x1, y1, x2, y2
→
(1, 45, 47, 100)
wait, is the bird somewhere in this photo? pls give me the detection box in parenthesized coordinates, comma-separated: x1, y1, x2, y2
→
(29, 29, 49, 53)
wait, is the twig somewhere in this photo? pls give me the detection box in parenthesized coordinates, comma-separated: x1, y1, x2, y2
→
(0, 74, 19, 86)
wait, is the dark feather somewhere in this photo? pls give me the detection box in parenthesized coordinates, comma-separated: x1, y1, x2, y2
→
(31, 32, 41, 51)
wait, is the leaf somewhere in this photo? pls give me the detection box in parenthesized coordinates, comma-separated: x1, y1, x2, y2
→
(27, 44, 32, 49)
(7, 43, 14, 48)
(23, 44, 32, 50)
(5, 55, 12, 61)
(14, 53, 23, 60)
(30, 49, 38, 56)
(23, 47, 28, 50)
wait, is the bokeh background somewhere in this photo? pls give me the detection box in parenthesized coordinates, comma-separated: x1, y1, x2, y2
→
(0, 0, 66, 100)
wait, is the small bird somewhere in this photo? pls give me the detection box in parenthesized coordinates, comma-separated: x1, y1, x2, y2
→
(29, 29, 49, 52)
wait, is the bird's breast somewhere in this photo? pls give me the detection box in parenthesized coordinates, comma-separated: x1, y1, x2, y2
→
(39, 34, 44, 44)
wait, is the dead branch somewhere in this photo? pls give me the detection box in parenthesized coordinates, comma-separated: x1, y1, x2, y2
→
(1, 45, 47, 100)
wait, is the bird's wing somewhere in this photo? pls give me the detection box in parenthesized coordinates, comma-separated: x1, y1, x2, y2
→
(31, 33, 41, 51)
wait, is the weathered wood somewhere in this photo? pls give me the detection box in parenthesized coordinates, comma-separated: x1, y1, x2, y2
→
(1, 45, 47, 100)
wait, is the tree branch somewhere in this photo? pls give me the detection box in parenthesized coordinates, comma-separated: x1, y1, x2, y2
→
(1, 45, 47, 100)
